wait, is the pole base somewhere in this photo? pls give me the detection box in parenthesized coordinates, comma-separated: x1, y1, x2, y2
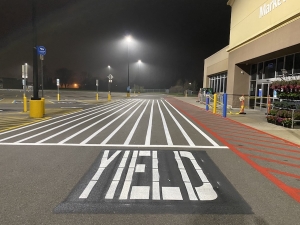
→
(29, 99, 44, 118)
(127, 93, 130, 97)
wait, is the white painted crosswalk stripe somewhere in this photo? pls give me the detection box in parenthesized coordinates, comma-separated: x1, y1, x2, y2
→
(0, 99, 226, 148)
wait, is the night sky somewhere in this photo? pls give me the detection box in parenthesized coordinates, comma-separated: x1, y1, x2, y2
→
(0, 0, 231, 91)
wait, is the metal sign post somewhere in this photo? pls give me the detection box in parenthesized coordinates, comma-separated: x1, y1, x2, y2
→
(56, 79, 60, 101)
(22, 63, 28, 112)
(107, 74, 113, 101)
(37, 46, 46, 98)
(40, 55, 44, 97)
(96, 79, 99, 101)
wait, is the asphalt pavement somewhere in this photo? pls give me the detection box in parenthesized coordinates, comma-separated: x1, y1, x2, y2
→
(0, 91, 299, 225)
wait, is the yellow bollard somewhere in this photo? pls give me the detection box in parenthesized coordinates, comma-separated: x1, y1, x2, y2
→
(108, 93, 111, 101)
(29, 100, 43, 118)
(57, 94, 60, 101)
(213, 93, 217, 114)
(127, 93, 130, 97)
(96, 93, 99, 101)
(23, 96, 27, 112)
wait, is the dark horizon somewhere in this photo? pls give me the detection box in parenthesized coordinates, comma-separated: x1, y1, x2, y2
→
(0, 0, 231, 91)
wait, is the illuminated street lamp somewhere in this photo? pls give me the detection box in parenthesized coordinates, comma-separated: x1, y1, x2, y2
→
(107, 65, 113, 101)
(126, 35, 132, 97)
(108, 65, 111, 93)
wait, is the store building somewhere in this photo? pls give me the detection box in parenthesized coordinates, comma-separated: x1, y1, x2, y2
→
(203, 0, 300, 108)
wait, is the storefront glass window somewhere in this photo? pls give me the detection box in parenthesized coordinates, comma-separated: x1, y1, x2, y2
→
(220, 76, 224, 93)
(276, 57, 284, 76)
(250, 64, 257, 80)
(285, 54, 294, 74)
(208, 72, 227, 93)
(250, 81, 256, 96)
(294, 53, 300, 74)
(258, 62, 263, 79)
(264, 59, 276, 79)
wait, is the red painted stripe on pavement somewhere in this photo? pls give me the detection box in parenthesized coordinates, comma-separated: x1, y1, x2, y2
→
(221, 134, 290, 146)
(166, 98, 300, 203)
(238, 146, 300, 161)
(215, 128, 272, 139)
(267, 168, 300, 180)
(167, 97, 300, 148)
(224, 138, 300, 153)
(246, 154, 300, 168)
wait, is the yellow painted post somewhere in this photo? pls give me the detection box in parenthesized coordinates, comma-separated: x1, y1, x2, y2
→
(57, 94, 60, 101)
(23, 95, 27, 112)
(41, 98, 45, 115)
(29, 100, 43, 118)
(213, 93, 217, 114)
(96, 93, 98, 101)
(108, 93, 111, 101)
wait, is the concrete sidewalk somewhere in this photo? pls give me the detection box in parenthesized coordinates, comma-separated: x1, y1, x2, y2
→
(172, 96, 300, 145)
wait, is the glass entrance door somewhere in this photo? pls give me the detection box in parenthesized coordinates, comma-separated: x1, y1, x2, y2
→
(255, 81, 272, 110)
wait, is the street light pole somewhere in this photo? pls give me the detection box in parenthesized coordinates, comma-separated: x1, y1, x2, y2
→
(32, 0, 39, 100)
(108, 65, 111, 94)
(138, 60, 141, 93)
(126, 36, 131, 97)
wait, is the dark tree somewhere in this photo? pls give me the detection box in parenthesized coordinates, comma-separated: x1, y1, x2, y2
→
(56, 68, 73, 88)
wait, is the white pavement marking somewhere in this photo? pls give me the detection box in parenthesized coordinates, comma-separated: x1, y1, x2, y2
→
(160, 100, 195, 146)
(105, 151, 130, 199)
(35, 100, 135, 144)
(80, 101, 143, 144)
(195, 183, 218, 201)
(78, 181, 97, 199)
(174, 151, 198, 201)
(139, 151, 151, 157)
(124, 100, 150, 145)
(79, 150, 121, 199)
(179, 151, 217, 201)
(130, 186, 150, 200)
(135, 164, 145, 173)
(0, 142, 229, 148)
(162, 187, 183, 200)
(145, 100, 154, 145)
(152, 150, 160, 200)
(119, 150, 138, 200)
(101, 100, 145, 144)
(157, 100, 173, 145)
(0, 100, 127, 142)
(165, 100, 220, 147)
(0, 99, 127, 137)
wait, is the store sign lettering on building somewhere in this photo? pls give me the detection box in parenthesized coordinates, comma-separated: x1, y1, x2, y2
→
(259, 0, 287, 18)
